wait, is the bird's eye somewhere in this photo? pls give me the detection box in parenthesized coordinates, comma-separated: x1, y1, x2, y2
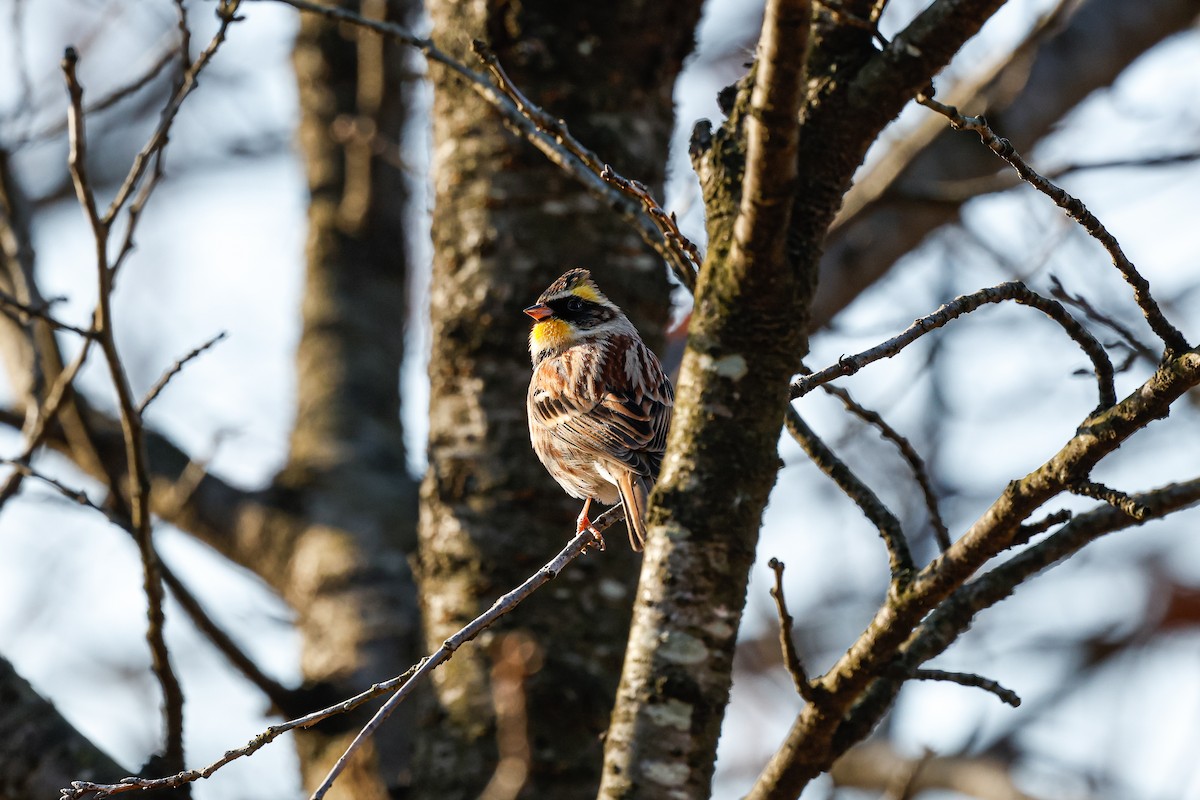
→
(567, 297, 584, 312)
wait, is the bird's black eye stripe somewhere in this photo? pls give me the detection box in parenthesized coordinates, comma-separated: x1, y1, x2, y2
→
(550, 296, 592, 318)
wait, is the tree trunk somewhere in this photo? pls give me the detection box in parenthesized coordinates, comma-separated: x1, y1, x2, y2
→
(0, 656, 124, 800)
(416, 2, 702, 797)
(283, 3, 423, 796)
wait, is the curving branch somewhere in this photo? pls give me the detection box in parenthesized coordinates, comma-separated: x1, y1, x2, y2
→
(784, 406, 913, 583)
(751, 350, 1200, 798)
(792, 281, 1117, 410)
(916, 92, 1191, 356)
(814, 0, 1199, 328)
(819, 380, 952, 550)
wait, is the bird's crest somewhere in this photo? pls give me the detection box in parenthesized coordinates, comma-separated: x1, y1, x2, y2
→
(540, 268, 606, 305)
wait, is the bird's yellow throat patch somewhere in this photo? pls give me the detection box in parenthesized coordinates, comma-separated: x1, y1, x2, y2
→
(530, 318, 573, 351)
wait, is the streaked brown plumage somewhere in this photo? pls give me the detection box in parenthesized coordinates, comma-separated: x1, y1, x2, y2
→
(525, 268, 673, 551)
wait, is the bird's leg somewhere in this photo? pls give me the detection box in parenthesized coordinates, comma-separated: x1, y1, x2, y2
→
(577, 498, 605, 551)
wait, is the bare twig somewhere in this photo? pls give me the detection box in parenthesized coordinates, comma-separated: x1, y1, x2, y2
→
(1070, 480, 1150, 521)
(63, 506, 626, 799)
(0, 459, 121, 523)
(308, 508, 623, 799)
(11, 45, 179, 150)
(0, 289, 92, 337)
(784, 406, 913, 584)
(1049, 275, 1158, 366)
(138, 331, 228, 413)
(916, 90, 1190, 357)
(0, 335, 96, 511)
(791, 282, 1116, 411)
(158, 560, 295, 711)
(910, 668, 1021, 707)
(599, 165, 702, 287)
(103, 1, 244, 228)
(819, 381, 950, 550)
(1013, 508, 1071, 545)
(767, 558, 822, 705)
(63, 43, 188, 777)
(250, 0, 696, 288)
(470, 39, 698, 290)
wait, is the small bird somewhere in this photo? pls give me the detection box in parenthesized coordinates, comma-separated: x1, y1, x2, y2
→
(525, 268, 674, 551)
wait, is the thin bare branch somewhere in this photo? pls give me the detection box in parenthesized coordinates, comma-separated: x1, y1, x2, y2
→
(63, 506, 626, 799)
(138, 331, 228, 413)
(917, 90, 1190, 357)
(0, 459, 121, 524)
(158, 560, 295, 711)
(308, 511, 621, 799)
(784, 406, 913, 584)
(820, 381, 951, 550)
(470, 39, 698, 289)
(251, 0, 694, 288)
(1013, 508, 1071, 545)
(910, 668, 1021, 707)
(62, 44, 187, 777)
(767, 558, 823, 705)
(0, 289, 92, 337)
(599, 165, 702, 287)
(1049, 275, 1158, 365)
(102, 1, 243, 227)
(791, 281, 1117, 410)
(62, 49, 104, 236)
(1070, 479, 1150, 521)
(12, 45, 179, 150)
(0, 335, 96, 511)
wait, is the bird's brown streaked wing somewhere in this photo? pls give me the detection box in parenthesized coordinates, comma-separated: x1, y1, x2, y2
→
(529, 341, 671, 477)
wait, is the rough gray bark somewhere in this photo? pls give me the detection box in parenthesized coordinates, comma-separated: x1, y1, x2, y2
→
(598, 1, 812, 795)
(416, 1, 702, 797)
(599, 1, 1019, 797)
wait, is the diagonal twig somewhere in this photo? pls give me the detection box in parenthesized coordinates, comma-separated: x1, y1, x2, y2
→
(1049, 275, 1158, 366)
(1070, 480, 1150, 521)
(819, 381, 951, 551)
(916, 90, 1190, 358)
(63, 506, 627, 799)
(307, 507, 624, 799)
(784, 406, 913, 585)
(0, 289, 92, 337)
(138, 331, 228, 414)
(249, 0, 697, 288)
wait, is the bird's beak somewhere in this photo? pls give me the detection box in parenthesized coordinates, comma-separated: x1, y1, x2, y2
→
(524, 304, 553, 321)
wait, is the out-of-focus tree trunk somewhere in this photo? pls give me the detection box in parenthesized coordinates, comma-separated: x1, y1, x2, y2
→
(416, 2, 702, 797)
(0, 656, 124, 800)
(281, 2, 423, 796)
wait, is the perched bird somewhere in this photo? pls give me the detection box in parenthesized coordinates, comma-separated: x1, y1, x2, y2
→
(524, 268, 674, 551)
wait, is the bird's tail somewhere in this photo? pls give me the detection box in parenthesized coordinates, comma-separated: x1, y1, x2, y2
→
(617, 472, 650, 552)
